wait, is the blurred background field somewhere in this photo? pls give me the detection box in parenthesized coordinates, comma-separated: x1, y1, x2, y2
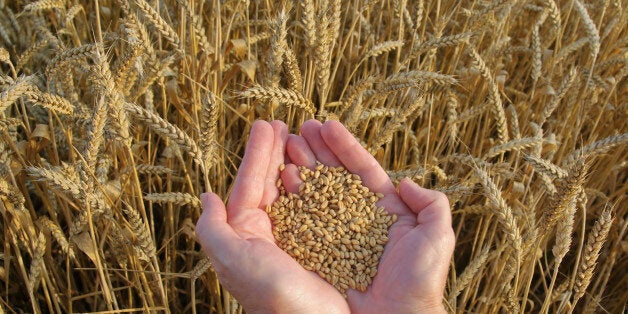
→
(0, 0, 626, 312)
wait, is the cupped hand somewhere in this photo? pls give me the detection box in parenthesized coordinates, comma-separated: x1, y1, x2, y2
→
(196, 120, 349, 313)
(196, 119, 455, 314)
(284, 120, 455, 313)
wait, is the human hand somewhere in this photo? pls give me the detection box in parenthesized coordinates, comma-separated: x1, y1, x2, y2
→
(283, 120, 455, 313)
(196, 119, 455, 313)
(196, 120, 350, 313)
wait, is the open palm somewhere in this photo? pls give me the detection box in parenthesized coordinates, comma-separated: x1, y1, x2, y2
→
(196, 119, 454, 313)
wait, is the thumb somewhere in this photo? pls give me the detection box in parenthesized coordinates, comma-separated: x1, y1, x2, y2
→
(196, 193, 240, 260)
(397, 178, 452, 227)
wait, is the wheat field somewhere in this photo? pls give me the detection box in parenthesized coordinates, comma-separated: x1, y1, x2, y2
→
(0, 0, 626, 313)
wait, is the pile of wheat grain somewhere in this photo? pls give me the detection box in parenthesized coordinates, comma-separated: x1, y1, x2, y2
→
(267, 162, 395, 294)
(0, 0, 625, 312)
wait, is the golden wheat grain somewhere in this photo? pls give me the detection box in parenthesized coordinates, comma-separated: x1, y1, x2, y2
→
(91, 47, 132, 146)
(83, 96, 108, 171)
(473, 167, 522, 297)
(531, 12, 546, 83)
(523, 154, 566, 179)
(190, 257, 212, 281)
(542, 67, 577, 124)
(45, 44, 96, 77)
(265, 10, 288, 88)
(0, 76, 34, 111)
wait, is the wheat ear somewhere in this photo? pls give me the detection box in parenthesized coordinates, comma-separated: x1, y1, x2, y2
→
(573, 205, 613, 305)
(124, 102, 206, 172)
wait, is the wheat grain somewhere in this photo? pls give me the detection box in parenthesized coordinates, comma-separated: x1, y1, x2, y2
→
(83, 96, 108, 171)
(523, 154, 566, 179)
(0, 118, 21, 132)
(17, 37, 52, 71)
(270, 162, 395, 294)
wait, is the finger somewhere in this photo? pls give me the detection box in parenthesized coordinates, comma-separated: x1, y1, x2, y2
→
(320, 120, 396, 194)
(286, 134, 317, 168)
(300, 119, 342, 167)
(398, 178, 452, 227)
(260, 120, 288, 206)
(196, 193, 241, 262)
(280, 163, 302, 194)
(228, 120, 274, 216)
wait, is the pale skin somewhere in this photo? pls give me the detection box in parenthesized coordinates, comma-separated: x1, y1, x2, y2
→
(196, 119, 455, 313)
